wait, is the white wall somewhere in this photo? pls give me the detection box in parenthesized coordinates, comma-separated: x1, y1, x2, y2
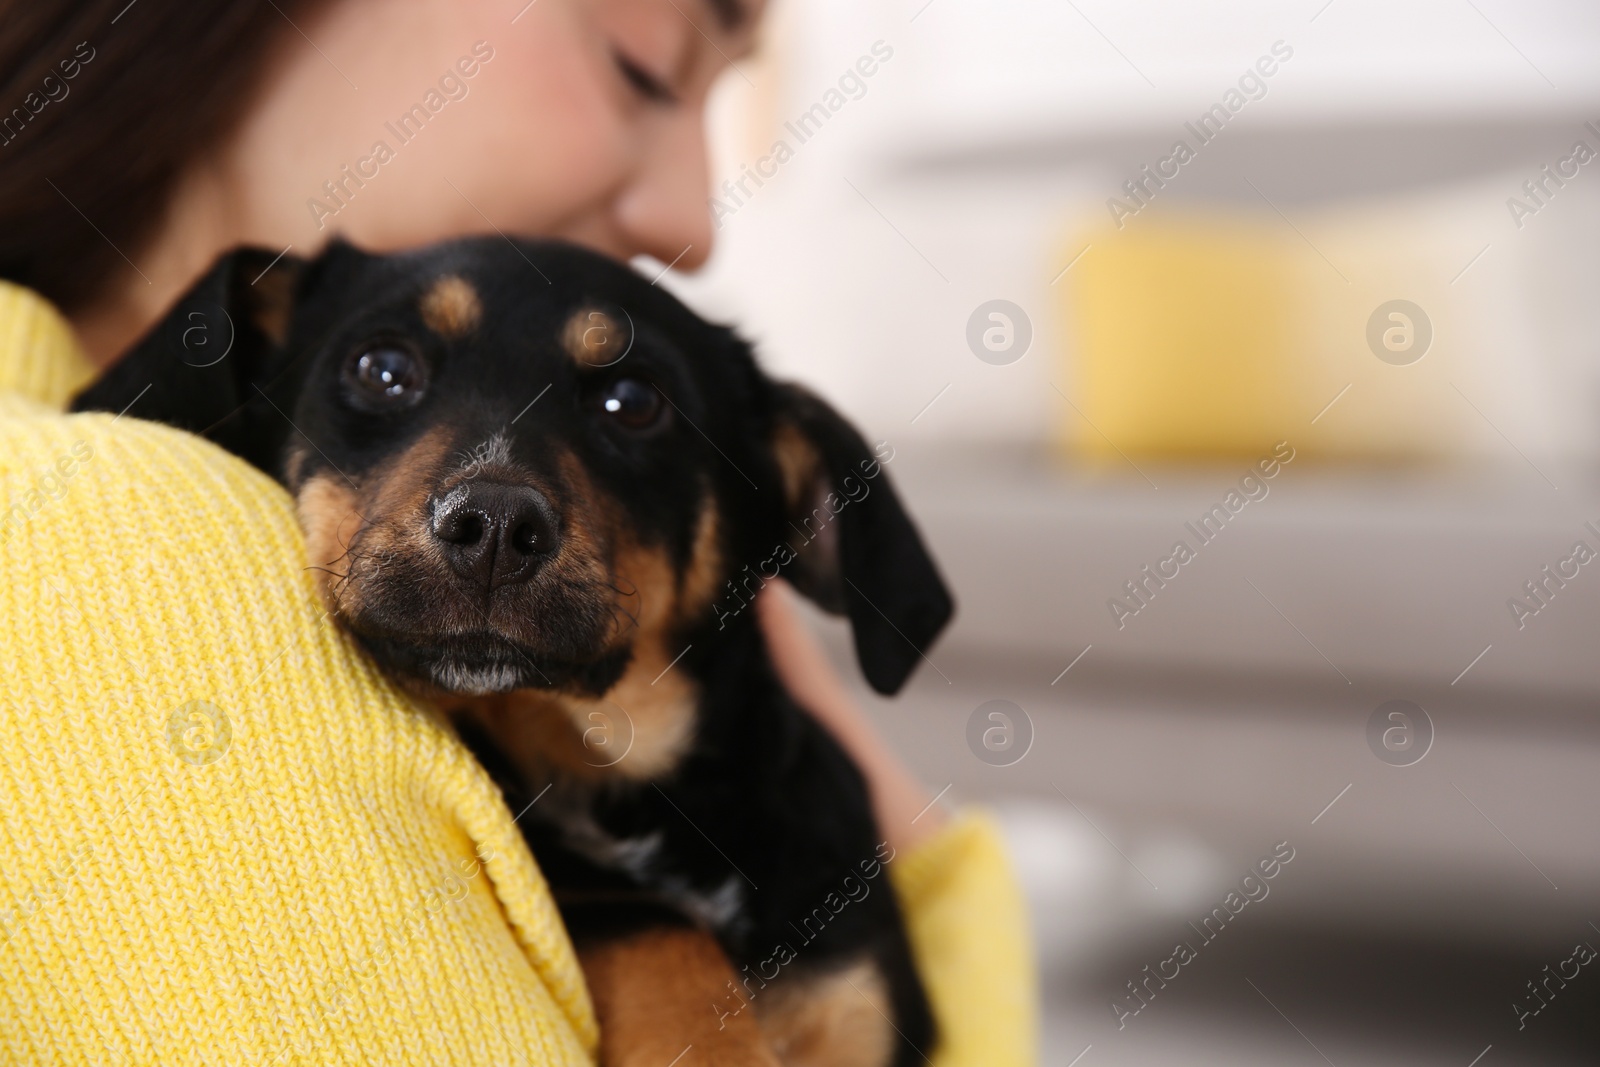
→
(662, 0, 1600, 459)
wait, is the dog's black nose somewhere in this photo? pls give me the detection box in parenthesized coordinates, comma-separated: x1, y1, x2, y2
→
(430, 481, 559, 591)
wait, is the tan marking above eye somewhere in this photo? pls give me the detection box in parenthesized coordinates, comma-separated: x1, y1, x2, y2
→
(562, 306, 629, 367)
(419, 275, 483, 338)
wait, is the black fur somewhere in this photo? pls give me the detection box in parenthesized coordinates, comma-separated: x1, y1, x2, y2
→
(72, 237, 953, 1063)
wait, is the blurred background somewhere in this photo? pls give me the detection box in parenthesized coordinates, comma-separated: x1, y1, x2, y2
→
(662, 1, 1600, 1063)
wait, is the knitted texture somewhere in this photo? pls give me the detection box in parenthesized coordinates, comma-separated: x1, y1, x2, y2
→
(892, 812, 1038, 1067)
(0, 280, 598, 1065)
(0, 281, 97, 409)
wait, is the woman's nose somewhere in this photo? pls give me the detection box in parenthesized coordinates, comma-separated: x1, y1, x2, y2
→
(574, 109, 715, 271)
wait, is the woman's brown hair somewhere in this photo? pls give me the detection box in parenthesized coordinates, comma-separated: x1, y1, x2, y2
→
(0, 0, 306, 313)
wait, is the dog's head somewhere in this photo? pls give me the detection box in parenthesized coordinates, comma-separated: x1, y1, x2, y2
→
(74, 238, 951, 707)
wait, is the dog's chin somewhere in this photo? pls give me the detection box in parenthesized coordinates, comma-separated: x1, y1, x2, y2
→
(345, 622, 630, 698)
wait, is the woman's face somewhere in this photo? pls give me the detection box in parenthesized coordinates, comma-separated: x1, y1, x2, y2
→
(222, 0, 758, 272)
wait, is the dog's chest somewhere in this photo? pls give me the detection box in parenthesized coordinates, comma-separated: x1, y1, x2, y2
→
(446, 692, 756, 935)
(531, 785, 750, 933)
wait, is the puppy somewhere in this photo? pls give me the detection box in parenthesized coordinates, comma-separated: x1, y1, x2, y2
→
(73, 238, 952, 1066)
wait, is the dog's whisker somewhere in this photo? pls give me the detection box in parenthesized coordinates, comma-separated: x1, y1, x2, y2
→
(608, 602, 641, 633)
(602, 579, 641, 601)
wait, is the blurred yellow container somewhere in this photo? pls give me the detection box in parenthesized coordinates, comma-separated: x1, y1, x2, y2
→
(1064, 215, 1308, 460)
(1060, 199, 1494, 464)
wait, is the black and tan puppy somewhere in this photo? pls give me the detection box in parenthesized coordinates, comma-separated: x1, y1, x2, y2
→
(73, 237, 951, 1066)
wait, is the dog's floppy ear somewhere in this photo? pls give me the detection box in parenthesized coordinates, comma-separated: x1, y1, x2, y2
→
(770, 383, 953, 695)
(70, 245, 310, 475)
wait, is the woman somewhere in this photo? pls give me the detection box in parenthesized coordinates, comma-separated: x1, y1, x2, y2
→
(0, 0, 1033, 1062)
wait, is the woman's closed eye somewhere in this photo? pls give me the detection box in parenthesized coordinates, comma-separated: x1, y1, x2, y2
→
(613, 48, 677, 105)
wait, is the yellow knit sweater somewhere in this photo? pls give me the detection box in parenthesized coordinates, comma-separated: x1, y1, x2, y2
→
(0, 280, 1035, 1066)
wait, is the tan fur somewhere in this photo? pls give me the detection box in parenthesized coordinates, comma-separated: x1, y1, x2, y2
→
(568, 670, 696, 780)
(452, 497, 720, 783)
(680, 498, 724, 619)
(283, 442, 312, 493)
(249, 260, 300, 345)
(771, 420, 819, 514)
(292, 429, 455, 622)
(756, 961, 896, 1067)
(438, 470, 719, 785)
(556, 489, 722, 780)
(294, 428, 727, 781)
(451, 690, 615, 784)
(295, 473, 366, 608)
(562, 307, 628, 366)
(451, 682, 693, 785)
(547, 450, 615, 614)
(346, 428, 456, 594)
(579, 928, 783, 1067)
(419, 275, 483, 338)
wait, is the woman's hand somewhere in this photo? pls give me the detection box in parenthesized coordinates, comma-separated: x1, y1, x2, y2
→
(755, 579, 948, 853)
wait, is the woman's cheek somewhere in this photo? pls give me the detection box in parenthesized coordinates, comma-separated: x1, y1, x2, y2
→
(479, 18, 637, 222)
(349, 29, 632, 245)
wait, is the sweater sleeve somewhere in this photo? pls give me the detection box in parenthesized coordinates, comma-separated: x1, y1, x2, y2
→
(0, 393, 599, 1064)
(891, 812, 1039, 1067)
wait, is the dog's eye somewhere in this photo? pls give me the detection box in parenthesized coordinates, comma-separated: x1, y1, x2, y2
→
(346, 346, 426, 407)
(598, 377, 664, 430)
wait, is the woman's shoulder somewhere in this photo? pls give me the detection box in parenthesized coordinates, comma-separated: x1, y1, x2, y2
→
(0, 291, 599, 1062)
